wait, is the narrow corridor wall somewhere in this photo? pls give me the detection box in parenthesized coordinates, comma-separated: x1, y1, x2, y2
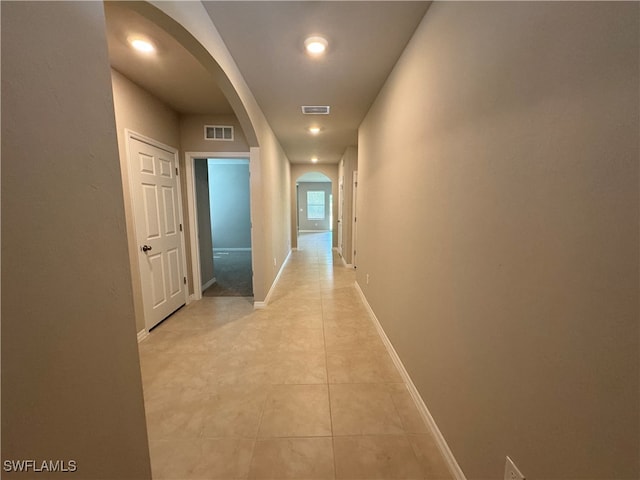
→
(2, 2, 151, 477)
(195, 159, 215, 288)
(357, 2, 639, 478)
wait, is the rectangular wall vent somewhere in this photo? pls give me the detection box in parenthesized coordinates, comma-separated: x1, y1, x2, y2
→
(301, 105, 330, 115)
(204, 125, 234, 141)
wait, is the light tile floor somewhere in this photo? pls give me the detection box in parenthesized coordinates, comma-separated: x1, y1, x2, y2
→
(139, 232, 452, 480)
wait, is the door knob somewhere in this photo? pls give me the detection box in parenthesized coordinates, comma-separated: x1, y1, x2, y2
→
(141, 245, 152, 252)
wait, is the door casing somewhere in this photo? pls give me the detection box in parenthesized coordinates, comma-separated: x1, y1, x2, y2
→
(352, 171, 358, 270)
(184, 150, 254, 301)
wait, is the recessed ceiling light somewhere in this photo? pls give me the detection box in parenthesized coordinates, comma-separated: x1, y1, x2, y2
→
(308, 126, 321, 135)
(129, 38, 155, 54)
(304, 36, 328, 56)
(311, 157, 318, 163)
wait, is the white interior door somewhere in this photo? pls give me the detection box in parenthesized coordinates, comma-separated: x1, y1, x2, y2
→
(129, 135, 186, 330)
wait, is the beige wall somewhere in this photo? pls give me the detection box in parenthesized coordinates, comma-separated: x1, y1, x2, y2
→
(1, 2, 151, 478)
(111, 69, 181, 150)
(357, 2, 639, 478)
(290, 164, 339, 249)
(256, 135, 293, 298)
(180, 114, 249, 152)
(111, 68, 183, 332)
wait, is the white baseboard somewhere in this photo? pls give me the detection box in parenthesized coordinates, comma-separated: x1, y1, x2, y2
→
(201, 277, 217, 291)
(137, 329, 149, 343)
(354, 281, 466, 480)
(254, 249, 291, 310)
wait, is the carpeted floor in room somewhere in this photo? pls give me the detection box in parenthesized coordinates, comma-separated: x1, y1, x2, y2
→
(203, 250, 253, 297)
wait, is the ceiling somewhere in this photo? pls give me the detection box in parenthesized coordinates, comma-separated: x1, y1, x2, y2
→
(104, 2, 234, 115)
(104, 1, 431, 164)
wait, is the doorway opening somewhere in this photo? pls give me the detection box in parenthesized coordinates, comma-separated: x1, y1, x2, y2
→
(295, 172, 333, 248)
(185, 152, 254, 300)
(193, 157, 253, 297)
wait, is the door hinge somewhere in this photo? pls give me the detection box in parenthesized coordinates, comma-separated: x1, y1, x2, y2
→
(179, 223, 183, 232)
(175, 167, 179, 175)
(183, 276, 187, 285)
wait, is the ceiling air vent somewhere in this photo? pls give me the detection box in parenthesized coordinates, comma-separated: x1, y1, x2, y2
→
(302, 105, 330, 115)
(204, 125, 234, 141)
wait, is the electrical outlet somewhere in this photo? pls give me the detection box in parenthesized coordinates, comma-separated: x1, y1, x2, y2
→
(504, 457, 525, 480)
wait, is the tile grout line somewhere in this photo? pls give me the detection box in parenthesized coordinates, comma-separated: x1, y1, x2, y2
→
(245, 263, 281, 479)
(320, 264, 338, 480)
(328, 247, 343, 480)
(386, 381, 429, 478)
(146, 234, 350, 479)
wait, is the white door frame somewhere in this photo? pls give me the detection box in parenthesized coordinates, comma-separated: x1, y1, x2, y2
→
(184, 151, 253, 301)
(125, 130, 190, 326)
(352, 171, 358, 269)
(337, 178, 344, 257)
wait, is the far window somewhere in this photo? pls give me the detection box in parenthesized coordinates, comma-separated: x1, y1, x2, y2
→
(307, 191, 325, 220)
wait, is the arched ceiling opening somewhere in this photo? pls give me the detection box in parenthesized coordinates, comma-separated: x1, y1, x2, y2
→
(296, 172, 332, 183)
(103, 1, 258, 147)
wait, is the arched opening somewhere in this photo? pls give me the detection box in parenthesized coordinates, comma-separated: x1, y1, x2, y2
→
(104, 1, 263, 330)
(120, 2, 259, 148)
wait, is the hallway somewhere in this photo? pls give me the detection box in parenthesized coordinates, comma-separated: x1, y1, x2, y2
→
(138, 232, 452, 479)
